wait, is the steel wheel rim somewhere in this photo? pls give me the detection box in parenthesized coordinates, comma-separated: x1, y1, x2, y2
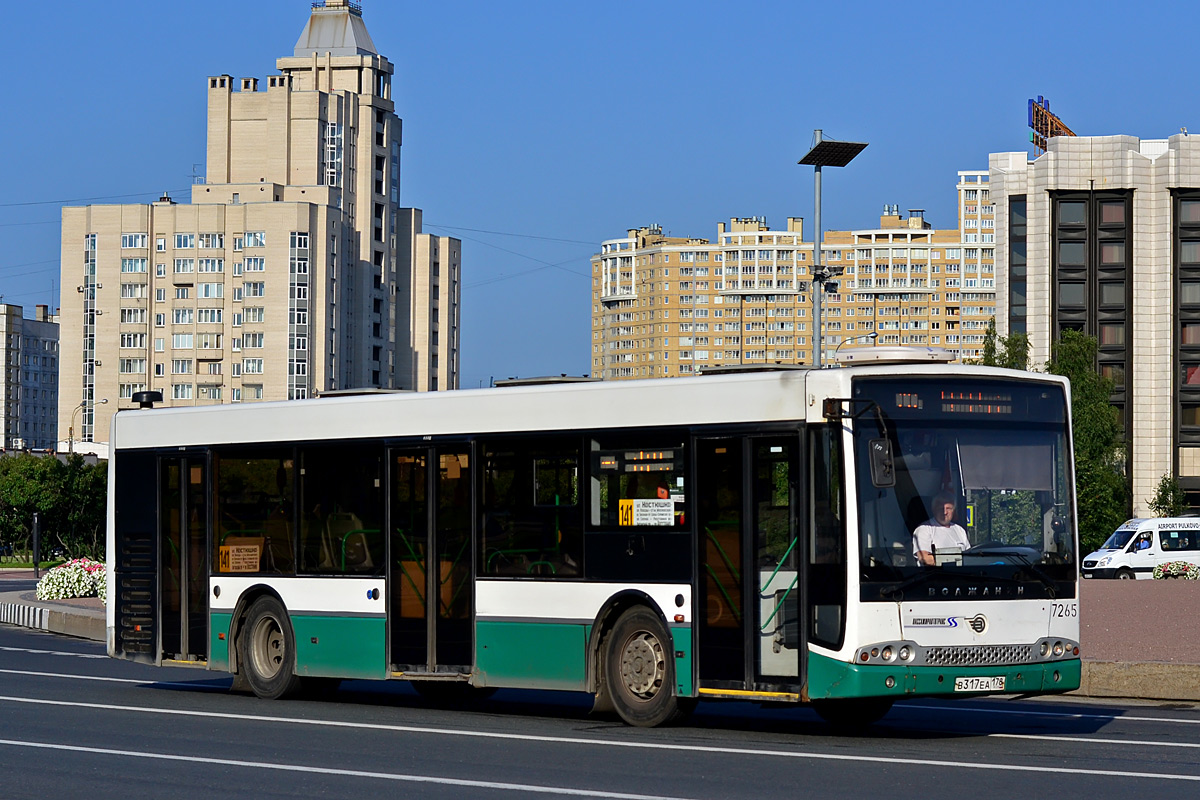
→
(250, 614, 285, 679)
(619, 631, 666, 700)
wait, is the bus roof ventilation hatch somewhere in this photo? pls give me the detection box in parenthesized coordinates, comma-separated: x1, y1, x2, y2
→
(835, 346, 957, 366)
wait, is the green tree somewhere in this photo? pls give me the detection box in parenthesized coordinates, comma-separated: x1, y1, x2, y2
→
(1148, 473, 1189, 518)
(1046, 330, 1129, 553)
(978, 318, 1031, 370)
(0, 454, 108, 561)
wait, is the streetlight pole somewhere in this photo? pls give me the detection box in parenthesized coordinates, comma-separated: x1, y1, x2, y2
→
(799, 131, 867, 367)
(834, 331, 879, 362)
(69, 398, 107, 454)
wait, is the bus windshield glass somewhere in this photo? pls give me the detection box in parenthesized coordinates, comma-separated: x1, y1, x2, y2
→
(851, 377, 1075, 599)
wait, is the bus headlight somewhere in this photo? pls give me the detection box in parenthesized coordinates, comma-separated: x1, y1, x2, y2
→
(1040, 641, 1050, 657)
(1052, 642, 1064, 657)
(881, 646, 895, 661)
(899, 646, 913, 661)
(1098, 556, 1112, 567)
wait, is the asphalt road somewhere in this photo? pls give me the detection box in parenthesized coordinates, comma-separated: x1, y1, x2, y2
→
(2, 625, 1200, 799)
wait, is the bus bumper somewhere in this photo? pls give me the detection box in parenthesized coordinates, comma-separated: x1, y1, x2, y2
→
(807, 650, 1082, 700)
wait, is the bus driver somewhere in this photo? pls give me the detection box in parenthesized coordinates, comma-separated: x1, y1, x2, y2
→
(913, 492, 971, 566)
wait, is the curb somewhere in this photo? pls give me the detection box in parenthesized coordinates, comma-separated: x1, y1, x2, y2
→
(0, 594, 105, 643)
(0, 603, 50, 632)
(1077, 660, 1200, 702)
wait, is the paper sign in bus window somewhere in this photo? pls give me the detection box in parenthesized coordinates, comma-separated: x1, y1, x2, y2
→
(619, 498, 675, 526)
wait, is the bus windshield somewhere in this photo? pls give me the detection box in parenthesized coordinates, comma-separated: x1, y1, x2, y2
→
(851, 377, 1075, 599)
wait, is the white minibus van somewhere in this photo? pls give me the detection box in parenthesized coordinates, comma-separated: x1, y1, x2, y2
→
(1081, 518, 1200, 579)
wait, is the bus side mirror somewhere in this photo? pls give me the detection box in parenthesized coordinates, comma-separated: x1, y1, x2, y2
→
(868, 438, 895, 488)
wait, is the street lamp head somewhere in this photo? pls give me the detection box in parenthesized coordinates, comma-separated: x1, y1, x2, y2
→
(798, 139, 869, 168)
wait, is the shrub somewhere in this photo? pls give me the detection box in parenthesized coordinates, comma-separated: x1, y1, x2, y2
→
(1152, 561, 1200, 580)
(35, 558, 107, 603)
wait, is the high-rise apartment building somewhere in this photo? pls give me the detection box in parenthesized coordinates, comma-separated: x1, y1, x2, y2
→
(991, 133, 1200, 510)
(58, 0, 459, 446)
(1, 304, 59, 451)
(590, 173, 996, 379)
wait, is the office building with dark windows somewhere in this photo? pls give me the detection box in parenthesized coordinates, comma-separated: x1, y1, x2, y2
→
(991, 134, 1200, 510)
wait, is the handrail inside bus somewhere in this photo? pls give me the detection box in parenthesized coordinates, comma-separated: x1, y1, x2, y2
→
(760, 536, 799, 593)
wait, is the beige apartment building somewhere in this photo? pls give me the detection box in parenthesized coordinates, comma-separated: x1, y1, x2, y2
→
(590, 171, 997, 379)
(58, 0, 459, 446)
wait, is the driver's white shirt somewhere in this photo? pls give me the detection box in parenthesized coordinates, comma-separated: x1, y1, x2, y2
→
(912, 518, 970, 561)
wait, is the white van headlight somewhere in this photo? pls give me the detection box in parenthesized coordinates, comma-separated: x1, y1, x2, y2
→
(1098, 556, 1111, 566)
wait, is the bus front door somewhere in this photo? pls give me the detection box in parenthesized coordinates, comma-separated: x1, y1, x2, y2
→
(696, 435, 801, 692)
(389, 447, 474, 674)
(159, 454, 209, 664)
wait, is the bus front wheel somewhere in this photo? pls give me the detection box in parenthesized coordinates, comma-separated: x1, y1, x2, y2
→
(605, 607, 685, 727)
(239, 596, 302, 699)
(1116, 569, 1135, 580)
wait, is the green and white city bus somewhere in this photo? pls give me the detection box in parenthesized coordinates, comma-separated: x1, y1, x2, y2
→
(106, 356, 1081, 727)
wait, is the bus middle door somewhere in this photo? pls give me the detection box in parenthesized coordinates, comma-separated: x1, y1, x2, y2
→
(696, 434, 802, 693)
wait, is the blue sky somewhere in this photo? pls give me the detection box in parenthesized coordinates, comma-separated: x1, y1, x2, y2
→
(1, 0, 1197, 389)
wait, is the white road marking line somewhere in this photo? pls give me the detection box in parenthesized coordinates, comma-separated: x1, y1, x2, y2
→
(0, 669, 217, 690)
(2, 695, 1199, 783)
(5, 664, 1200, 729)
(0, 738, 692, 800)
(992, 733, 1200, 749)
(0, 645, 105, 659)
(902, 702, 1200, 726)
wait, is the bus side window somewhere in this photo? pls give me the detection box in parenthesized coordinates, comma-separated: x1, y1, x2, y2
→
(588, 439, 687, 529)
(213, 448, 296, 575)
(298, 444, 384, 574)
(482, 437, 583, 578)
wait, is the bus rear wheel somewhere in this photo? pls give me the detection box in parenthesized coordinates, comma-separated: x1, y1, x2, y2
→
(239, 596, 302, 699)
(810, 697, 894, 731)
(605, 607, 684, 727)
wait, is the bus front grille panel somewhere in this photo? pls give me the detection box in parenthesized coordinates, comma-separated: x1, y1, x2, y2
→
(923, 644, 1034, 667)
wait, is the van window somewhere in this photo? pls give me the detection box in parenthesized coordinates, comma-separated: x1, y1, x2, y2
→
(1100, 527, 1137, 549)
(1160, 529, 1200, 551)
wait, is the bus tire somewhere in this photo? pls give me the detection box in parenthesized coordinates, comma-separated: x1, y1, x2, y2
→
(810, 697, 894, 731)
(605, 606, 683, 727)
(239, 596, 302, 699)
(1116, 568, 1135, 580)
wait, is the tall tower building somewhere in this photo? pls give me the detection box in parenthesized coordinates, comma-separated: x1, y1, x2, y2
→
(58, 1, 460, 447)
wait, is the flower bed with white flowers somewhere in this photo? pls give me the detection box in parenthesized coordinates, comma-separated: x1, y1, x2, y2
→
(1152, 561, 1200, 580)
(35, 558, 107, 603)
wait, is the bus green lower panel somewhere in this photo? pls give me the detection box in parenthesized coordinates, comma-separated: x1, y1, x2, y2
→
(672, 626, 694, 697)
(290, 615, 387, 680)
(210, 612, 233, 671)
(807, 651, 1082, 699)
(475, 621, 587, 690)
